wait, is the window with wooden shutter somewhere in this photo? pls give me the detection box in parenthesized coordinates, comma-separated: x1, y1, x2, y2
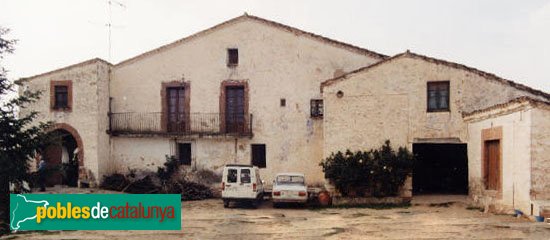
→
(225, 85, 245, 133)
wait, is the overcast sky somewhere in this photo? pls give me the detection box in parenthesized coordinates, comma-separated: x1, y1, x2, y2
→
(1, 0, 549, 92)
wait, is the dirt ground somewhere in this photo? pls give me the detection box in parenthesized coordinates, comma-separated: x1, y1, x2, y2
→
(4, 193, 550, 240)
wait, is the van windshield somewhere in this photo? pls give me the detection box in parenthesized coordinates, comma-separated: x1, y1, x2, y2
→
(240, 169, 251, 183)
(276, 175, 304, 185)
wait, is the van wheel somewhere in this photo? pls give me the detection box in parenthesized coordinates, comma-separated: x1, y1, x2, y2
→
(273, 202, 280, 208)
(223, 200, 230, 208)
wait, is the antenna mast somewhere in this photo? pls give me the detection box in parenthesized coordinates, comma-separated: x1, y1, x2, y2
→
(107, 0, 125, 61)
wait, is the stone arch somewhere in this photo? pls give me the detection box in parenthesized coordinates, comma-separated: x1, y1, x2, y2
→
(50, 123, 84, 167)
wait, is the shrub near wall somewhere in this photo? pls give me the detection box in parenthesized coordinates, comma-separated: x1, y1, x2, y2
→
(320, 140, 414, 197)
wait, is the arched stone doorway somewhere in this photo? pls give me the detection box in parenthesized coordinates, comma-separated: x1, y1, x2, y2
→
(41, 123, 83, 187)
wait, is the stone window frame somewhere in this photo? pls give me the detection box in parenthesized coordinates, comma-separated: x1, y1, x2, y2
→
(219, 80, 249, 133)
(481, 126, 503, 199)
(160, 81, 191, 132)
(50, 80, 73, 112)
(426, 81, 450, 112)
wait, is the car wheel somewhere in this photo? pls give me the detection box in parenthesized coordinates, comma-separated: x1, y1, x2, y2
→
(223, 199, 230, 208)
(273, 202, 279, 208)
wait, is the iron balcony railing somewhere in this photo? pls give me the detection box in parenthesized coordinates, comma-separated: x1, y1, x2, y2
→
(109, 112, 253, 137)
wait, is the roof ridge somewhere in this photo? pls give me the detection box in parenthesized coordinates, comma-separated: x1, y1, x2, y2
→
(321, 51, 550, 100)
(320, 52, 405, 90)
(244, 14, 387, 59)
(463, 96, 550, 118)
(115, 14, 387, 67)
(18, 58, 111, 82)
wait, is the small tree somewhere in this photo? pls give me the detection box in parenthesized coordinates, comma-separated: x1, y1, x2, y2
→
(0, 27, 52, 234)
(320, 140, 414, 197)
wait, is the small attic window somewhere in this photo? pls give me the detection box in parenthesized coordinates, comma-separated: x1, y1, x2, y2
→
(227, 48, 238, 66)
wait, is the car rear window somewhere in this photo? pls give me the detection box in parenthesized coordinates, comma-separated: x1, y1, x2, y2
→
(227, 169, 237, 183)
(240, 169, 251, 183)
(276, 175, 304, 185)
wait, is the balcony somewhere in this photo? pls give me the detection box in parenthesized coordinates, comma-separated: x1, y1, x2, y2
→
(108, 112, 253, 137)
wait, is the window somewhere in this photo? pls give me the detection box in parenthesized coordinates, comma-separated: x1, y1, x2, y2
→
(280, 98, 286, 107)
(251, 144, 266, 168)
(50, 80, 72, 111)
(54, 86, 68, 109)
(166, 87, 186, 132)
(177, 143, 191, 165)
(227, 48, 238, 66)
(225, 85, 245, 133)
(227, 169, 237, 183)
(310, 99, 323, 118)
(427, 81, 450, 112)
(240, 169, 251, 183)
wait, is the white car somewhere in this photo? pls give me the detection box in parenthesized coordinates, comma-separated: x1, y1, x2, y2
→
(221, 164, 264, 208)
(272, 173, 308, 207)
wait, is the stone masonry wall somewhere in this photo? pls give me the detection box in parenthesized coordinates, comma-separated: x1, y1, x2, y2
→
(110, 18, 382, 184)
(530, 107, 550, 200)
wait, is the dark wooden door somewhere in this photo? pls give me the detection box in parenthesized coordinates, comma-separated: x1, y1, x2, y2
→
(43, 144, 62, 186)
(225, 86, 245, 133)
(484, 140, 500, 190)
(167, 87, 186, 132)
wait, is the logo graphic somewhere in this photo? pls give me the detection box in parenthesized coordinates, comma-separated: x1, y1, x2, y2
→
(11, 194, 50, 231)
(10, 194, 181, 230)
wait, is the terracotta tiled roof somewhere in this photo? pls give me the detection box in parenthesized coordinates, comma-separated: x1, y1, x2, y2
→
(321, 51, 550, 101)
(115, 13, 387, 67)
(18, 58, 111, 82)
(462, 96, 550, 118)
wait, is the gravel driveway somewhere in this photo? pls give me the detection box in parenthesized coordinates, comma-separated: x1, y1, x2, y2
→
(4, 197, 550, 239)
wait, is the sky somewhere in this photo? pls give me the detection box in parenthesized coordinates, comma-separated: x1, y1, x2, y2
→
(1, 0, 549, 92)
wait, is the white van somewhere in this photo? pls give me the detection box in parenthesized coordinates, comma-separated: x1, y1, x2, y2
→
(221, 164, 264, 208)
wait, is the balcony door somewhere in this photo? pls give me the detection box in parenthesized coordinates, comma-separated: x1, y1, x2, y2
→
(225, 86, 245, 133)
(166, 87, 186, 132)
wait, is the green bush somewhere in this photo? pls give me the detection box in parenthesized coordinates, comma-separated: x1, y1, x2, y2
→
(320, 140, 414, 197)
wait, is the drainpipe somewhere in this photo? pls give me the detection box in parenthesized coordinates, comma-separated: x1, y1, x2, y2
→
(234, 138, 238, 164)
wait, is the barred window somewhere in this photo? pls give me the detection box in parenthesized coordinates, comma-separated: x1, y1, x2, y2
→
(310, 99, 323, 118)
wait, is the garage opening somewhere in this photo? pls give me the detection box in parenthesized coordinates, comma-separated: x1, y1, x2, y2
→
(412, 143, 468, 194)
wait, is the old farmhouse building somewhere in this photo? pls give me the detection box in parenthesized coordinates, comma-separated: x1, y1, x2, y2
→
(20, 14, 549, 216)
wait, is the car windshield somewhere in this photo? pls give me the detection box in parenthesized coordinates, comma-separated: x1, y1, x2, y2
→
(276, 175, 304, 185)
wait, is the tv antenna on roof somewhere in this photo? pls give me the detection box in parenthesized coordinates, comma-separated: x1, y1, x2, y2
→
(107, 0, 126, 61)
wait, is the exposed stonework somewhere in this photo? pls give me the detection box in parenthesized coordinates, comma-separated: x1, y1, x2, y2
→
(19, 14, 549, 201)
(529, 106, 550, 200)
(18, 59, 111, 185)
(321, 53, 548, 157)
(107, 15, 382, 184)
(465, 98, 550, 215)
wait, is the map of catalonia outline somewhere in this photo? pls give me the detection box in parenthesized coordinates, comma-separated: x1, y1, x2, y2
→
(10, 194, 50, 231)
